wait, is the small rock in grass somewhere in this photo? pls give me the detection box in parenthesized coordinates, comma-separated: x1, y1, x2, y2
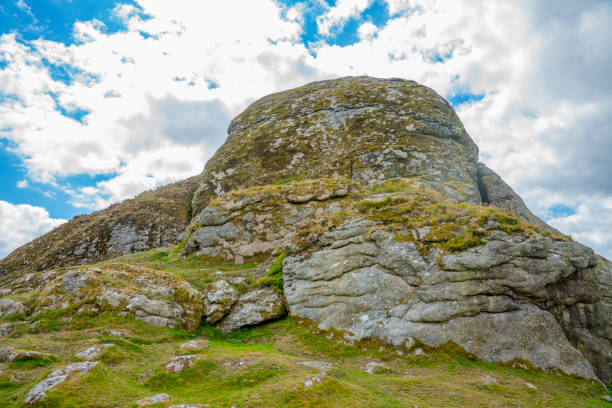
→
(525, 382, 538, 390)
(0, 323, 14, 337)
(135, 393, 170, 406)
(304, 373, 326, 387)
(75, 344, 114, 360)
(0, 298, 26, 317)
(108, 330, 133, 338)
(168, 405, 209, 408)
(24, 362, 98, 405)
(179, 339, 209, 351)
(297, 361, 332, 372)
(603, 395, 612, 402)
(1, 347, 57, 363)
(481, 375, 498, 385)
(364, 362, 387, 374)
(166, 355, 196, 373)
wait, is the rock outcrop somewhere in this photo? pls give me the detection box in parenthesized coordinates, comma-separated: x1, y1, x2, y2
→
(0, 76, 610, 385)
(0, 177, 199, 277)
(191, 77, 482, 215)
(7, 264, 204, 332)
(183, 77, 611, 383)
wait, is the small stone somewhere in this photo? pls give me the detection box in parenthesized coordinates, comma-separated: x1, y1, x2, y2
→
(364, 362, 386, 374)
(135, 393, 171, 406)
(411, 348, 425, 357)
(108, 330, 133, 338)
(304, 373, 326, 387)
(297, 361, 332, 372)
(168, 405, 209, 408)
(287, 194, 314, 204)
(166, 355, 196, 373)
(75, 344, 114, 360)
(0, 323, 14, 337)
(481, 375, 498, 385)
(603, 395, 612, 402)
(0, 298, 26, 317)
(525, 382, 537, 390)
(179, 339, 209, 351)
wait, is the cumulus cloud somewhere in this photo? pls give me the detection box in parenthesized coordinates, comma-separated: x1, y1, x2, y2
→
(0, 201, 66, 258)
(317, 0, 372, 35)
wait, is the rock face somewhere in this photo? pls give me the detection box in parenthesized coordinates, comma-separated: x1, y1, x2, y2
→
(283, 217, 606, 380)
(191, 76, 482, 215)
(0, 177, 199, 276)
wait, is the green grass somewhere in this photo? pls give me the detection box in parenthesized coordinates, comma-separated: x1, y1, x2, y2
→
(275, 171, 307, 185)
(254, 252, 286, 293)
(0, 309, 609, 408)
(8, 354, 60, 369)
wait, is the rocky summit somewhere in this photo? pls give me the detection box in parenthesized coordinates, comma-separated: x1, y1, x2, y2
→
(0, 77, 610, 407)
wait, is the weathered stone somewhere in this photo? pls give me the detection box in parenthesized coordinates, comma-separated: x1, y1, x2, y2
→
(199, 207, 232, 226)
(1, 346, 58, 364)
(284, 217, 607, 381)
(218, 288, 286, 333)
(24, 362, 98, 405)
(166, 355, 196, 373)
(477, 163, 555, 233)
(0, 298, 26, 317)
(180, 339, 209, 351)
(75, 344, 114, 360)
(481, 375, 498, 385)
(192, 77, 481, 216)
(30, 265, 203, 332)
(135, 393, 171, 406)
(364, 362, 387, 374)
(203, 280, 238, 324)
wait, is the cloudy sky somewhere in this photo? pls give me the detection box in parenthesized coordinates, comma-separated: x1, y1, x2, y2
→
(0, 0, 611, 259)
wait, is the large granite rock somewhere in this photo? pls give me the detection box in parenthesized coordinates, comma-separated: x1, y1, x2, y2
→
(191, 76, 482, 215)
(283, 216, 610, 382)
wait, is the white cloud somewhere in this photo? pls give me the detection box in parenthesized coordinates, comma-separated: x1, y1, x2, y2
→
(357, 21, 377, 40)
(0, 200, 66, 258)
(16, 180, 28, 188)
(547, 197, 612, 260)
(317, 0, 372, 35)
(0, 0, 323, 207)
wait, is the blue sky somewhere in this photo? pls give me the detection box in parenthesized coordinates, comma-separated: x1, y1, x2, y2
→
(1, 0, 611, 259)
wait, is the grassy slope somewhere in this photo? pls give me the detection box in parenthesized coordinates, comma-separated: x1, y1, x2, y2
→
(1, 248, 610, 407)
(0, 313, 610, 408)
